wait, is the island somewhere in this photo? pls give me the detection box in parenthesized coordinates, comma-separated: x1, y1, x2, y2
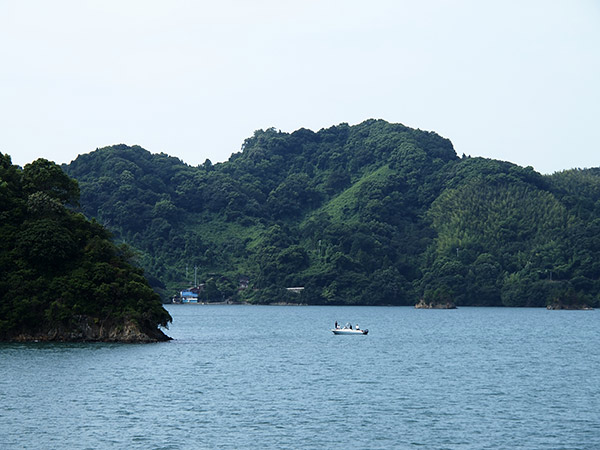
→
(0, 155, 171, 342)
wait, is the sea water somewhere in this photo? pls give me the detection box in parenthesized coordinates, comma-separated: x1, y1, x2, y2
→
(1, 305, 598, 449)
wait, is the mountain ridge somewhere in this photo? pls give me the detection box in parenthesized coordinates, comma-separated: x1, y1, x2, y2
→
(62, 119, 600, 308)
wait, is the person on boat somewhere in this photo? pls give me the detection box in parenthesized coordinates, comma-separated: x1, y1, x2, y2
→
(356, 324, 360, 330)
(335, 321, 338, 329)
(349, 324, 352, 329)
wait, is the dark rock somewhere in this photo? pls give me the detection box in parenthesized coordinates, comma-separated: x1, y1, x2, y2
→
(7, 316, 171, 343)
(546, 302, 593, 310)
(415, 298, 457, 309)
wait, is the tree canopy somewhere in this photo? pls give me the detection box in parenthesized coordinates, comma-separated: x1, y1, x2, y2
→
(0, 154, 171, 340)
(61, 120, 600, 308)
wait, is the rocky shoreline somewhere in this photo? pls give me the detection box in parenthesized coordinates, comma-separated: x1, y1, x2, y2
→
(3, 316, 171, 343)
(414, 298, 457, 309)
(546, 302, 594, 310)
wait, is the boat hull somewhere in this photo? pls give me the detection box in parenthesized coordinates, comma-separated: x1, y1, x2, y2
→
(331, 329, 368, 335)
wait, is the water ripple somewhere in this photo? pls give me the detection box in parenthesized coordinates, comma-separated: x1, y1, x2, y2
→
(1, 306, 598, 449)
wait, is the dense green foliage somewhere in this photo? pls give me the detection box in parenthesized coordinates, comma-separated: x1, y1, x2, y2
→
(0, 155, 171, 339)
(63, 120, 600, 307)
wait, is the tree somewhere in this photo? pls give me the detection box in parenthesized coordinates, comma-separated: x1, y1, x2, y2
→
(22, 159, 79, 206)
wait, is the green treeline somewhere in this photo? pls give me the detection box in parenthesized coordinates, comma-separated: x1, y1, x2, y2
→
(0, 155, 171, 340)
(62, 119, 600, 308)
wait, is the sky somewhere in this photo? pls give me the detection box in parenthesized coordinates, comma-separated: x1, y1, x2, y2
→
(1, 0, 599, 174)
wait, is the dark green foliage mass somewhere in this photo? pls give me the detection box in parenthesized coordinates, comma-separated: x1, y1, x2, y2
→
(0, 154, 171, 340)
(62, 120, 600, 308)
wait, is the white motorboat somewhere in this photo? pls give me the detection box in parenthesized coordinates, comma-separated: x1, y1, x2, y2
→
(332, 323, 368, 335)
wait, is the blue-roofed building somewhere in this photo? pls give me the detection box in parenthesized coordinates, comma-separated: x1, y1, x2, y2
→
(181, 290, 199, 303)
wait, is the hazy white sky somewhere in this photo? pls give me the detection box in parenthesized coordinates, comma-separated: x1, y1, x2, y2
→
(1, 0, 599, 174)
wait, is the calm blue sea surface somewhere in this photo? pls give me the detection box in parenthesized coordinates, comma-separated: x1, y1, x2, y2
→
(1, 306, 599, 449)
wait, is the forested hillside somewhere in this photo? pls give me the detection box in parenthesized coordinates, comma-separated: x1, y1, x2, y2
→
(0, 155, 171, 341)
(64, 120, 600, 308)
